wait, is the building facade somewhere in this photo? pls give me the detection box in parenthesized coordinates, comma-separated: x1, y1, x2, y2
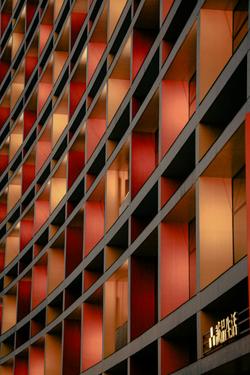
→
(0, 0, 249, 374)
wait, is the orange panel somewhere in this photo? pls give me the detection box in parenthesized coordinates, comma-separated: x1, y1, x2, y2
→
(40, 24, 53, 54)
(161, 80, 189, 158)
(88, 42, 106, 82)
(29, 346, 44, 375)
(82, 303, 102, 370)
(32, 264, 47, 308)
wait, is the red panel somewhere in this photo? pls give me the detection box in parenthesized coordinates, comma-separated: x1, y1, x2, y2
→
(85, 201, 104, 255)
(82, 303, 102, 370)
(132, 30, 154, 79)
(70, 82, 86, 117)
(14, 358, 28, 375)
(245, 113, 250, 309)
(26, 3, 36, 28)
(161, 80, 189, 158)
(87, 119, 106, 160)
(25, 56, 38, 82)
(0, 251, 4, 272)
(20, 219, 34, 250)
(1, 13, 11, 35)
(88, 42, 106, 82)
(32, 264, 47, 308)
(0, 106, 10, 128)
(65, 225, 83, 276)
(39, 24, 53, 54)
(68, 150, 85, 188)
(17, 279, 31, 320)
(160, 223, 189, 318)
(131, 132, 156, 199)
(24, 111, 36, 139)
(0, 202, 7, 222)
(30, 346, 44, 375)
(161, 338, 189, 375)
(0, 61, 9, 82)
(131, 256, 156, 339)
(71, 12, 87, 46)
(0, 154, 8, 174)
(34, 200, 50, 234)
(22, 163, 35, 193)
(63, 320, 81, 375)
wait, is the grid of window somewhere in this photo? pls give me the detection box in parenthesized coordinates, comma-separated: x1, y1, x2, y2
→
(0, 0, 249, 374)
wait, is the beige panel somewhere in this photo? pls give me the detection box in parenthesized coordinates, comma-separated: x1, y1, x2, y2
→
(5, 236, 19, 266)
(53, 51, 68, 82)
(52, 113, 68, 146)
(199, 9, 232, 101)
(106, 170, 120, 230)
(116, 279, 128, 327)
(50, 178, 66, 212)
(104, 281, 116, 357)
(9, 133, 23, 160)
(104, 263, 128, 357)
(108, 79, 130, 124)
(11, 83, 24, 109)
(7, 184, 22, 212)
(199, 177, 233, 289)
(2, 295, 17, 333)
(54, 0, 64, 21)
(45, 334, 62, 375)
(108, 0, 127, 39)
(109, 36, 131, 79)
(12, 33, 23, 58)
(106, 140, 117, 158)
